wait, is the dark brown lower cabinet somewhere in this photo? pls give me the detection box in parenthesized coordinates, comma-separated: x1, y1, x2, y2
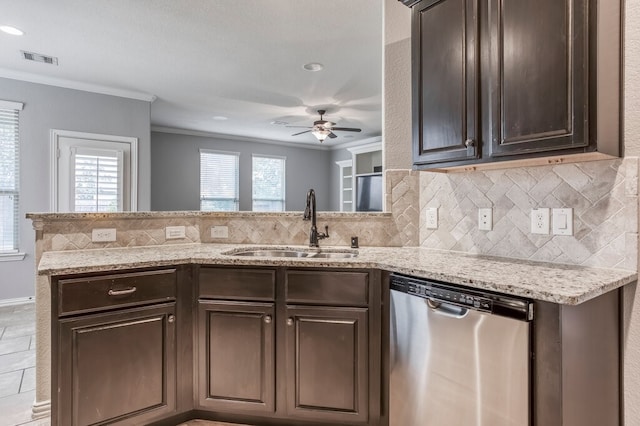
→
(57, 303, 177, 426)
(285, 305, 369, 424)
(197, 300, 275, 413)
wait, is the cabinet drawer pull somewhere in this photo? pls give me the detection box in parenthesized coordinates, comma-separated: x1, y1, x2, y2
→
(264, 315, 272, 324)
(107, 287, 137, 296)
(287, 318, 294, 326)
(168, 315, 175, 323)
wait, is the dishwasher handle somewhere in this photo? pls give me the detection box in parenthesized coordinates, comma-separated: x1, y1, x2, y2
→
(426, 298, 469, 319)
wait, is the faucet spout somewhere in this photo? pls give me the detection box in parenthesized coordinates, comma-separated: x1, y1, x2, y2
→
(303, 189, 328, 247)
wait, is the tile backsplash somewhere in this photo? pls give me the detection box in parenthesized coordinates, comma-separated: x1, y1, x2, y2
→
(418, 158, 638, 270)
(30, 158, 638, 271)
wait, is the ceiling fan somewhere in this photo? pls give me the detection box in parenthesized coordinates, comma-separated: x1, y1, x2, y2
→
(288, 110, 362, 142)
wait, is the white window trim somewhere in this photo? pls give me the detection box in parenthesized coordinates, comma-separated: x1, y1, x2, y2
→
(0, 252, 26, 262)
(50, 130, 138, 212)
(0, 100, 23, 111)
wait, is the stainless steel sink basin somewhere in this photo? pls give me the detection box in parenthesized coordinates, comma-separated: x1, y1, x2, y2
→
(230, 249, 309, 258)
(224, 248, 358, 259)
(308, 252, 358, 259)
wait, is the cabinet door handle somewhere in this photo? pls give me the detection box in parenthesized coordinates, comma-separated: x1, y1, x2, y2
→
(287, 318, 294, 326)
(465, 139, 475, 147)
(264, 315, 272, 324)
(168, 315, 175, 323)
(107, 287, 137, 296)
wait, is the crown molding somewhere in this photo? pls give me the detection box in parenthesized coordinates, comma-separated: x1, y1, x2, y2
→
(0, 68, 157, 102)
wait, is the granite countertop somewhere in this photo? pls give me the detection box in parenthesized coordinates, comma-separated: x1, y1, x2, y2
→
(37, 243, 637, 305)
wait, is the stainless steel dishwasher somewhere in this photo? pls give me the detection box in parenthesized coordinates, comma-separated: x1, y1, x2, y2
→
(389, 273, 533, 426)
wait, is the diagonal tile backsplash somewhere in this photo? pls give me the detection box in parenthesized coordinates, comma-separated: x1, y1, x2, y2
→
(418, 158, 638, 270)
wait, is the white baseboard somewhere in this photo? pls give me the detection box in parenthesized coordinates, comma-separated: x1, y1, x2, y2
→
(0, 296, 35, 307)
(32, 399, 51, 420)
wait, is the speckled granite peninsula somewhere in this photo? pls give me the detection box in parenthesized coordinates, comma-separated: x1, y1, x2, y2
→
(37, 243, 635, 305)
(25, 209, 638, 423)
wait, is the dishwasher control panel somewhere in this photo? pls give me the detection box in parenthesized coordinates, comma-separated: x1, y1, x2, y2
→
(405, 281, 493, 313)
(390, 274, 533, 321)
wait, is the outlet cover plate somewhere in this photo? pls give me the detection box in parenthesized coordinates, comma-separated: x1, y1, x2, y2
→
(478, 208, 493, 231)
(165, 226, 186, 239)
(91, 228, 116, 242)
(211, 226, 229, 239)
(531, 208, 550, 235)
(552, 208, 573, 236)
(425, 208, 438, 229)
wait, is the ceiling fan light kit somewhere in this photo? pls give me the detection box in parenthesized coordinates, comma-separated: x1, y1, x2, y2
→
(289, 109, 362, 143)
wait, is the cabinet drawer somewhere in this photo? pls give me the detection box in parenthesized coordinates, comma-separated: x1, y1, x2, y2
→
(199, 267, 276, 301)
(286, 270, 369, 306)
(57, 269, 176, 316)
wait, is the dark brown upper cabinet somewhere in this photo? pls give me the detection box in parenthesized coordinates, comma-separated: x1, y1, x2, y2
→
(404, 0, 621, 170)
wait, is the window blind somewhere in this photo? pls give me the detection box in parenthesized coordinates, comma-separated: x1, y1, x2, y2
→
(0, 105, 21, 252)
(200, 150, 239, 211)
(252, 155, 285, 212)
(71, 148, 123, 212)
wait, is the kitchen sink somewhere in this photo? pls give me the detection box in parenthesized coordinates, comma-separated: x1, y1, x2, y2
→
(230, 249, 309, 258)
(309, 252, 358, 259)
(224, 248, 358, 259)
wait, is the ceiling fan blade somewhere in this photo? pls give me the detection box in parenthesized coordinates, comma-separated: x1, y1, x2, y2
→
(291, 130, 312, 136)
(331, 127, 362, 132)
(328, 132, 338, 139)
(286, 125, 313, 129)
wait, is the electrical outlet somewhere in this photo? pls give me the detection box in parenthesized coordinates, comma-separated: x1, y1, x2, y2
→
(425, 208, 438, 229)
(211, 226, 229, 239)
(478, 208, 493, 231)
(165, 226, 186, 239)
(530, 208, 550, 235)
(91, 228, 116, 242)
(552, 208, 573, 236)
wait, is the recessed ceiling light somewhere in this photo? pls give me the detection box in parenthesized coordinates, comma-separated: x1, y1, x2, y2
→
(0, 25, 24, 36)
(302, 62, 324, 72)
(212, 116, 228, 121)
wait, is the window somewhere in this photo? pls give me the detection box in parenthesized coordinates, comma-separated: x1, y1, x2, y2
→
(71, 148, 123, 212)
(200, 150, 239, 211)
(51, 130, 137, 213)
(0, 101, 23, 253)
(252, 155, 285, 212)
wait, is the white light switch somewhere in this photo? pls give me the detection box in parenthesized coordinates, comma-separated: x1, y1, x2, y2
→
(552, 208, 573, 236)
(165, 226, 186, 239)
(425, 208, 438, 229)
(91, 228, 116, 242)
(211, 226, 229, 239)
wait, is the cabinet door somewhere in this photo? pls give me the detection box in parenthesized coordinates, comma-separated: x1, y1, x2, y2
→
(57, 304, 176, 426)
(198, 300, 275, 413)
(285, 305, 369, 423)
(412, 0, 479, 166)
(485, 0, 588, 158)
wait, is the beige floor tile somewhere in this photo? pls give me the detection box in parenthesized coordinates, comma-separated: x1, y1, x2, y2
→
(20, 368, 35, 393)
(2, 324, 35, 340)
(0, 350, 35, 374)
(0, 336, 31, 356)
(0, 390, 36, 426)
(0, 370, 22, 398)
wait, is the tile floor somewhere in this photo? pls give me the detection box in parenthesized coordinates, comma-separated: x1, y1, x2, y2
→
(0, 301, 49, 426)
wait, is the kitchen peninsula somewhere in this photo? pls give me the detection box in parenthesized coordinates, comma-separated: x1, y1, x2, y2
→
(28, 209, 636, 426)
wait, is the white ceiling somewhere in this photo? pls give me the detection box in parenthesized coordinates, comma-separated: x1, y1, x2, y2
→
(0, 0, 383, 147)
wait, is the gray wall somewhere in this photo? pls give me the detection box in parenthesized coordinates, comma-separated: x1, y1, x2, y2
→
(151, 131, 333, 212)
(0, 77, 151, 301)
